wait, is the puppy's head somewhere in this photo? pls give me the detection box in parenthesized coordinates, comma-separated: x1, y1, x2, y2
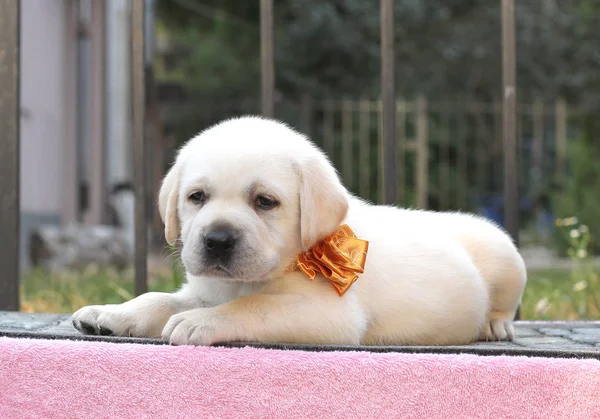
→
(158, 116, 348, 282)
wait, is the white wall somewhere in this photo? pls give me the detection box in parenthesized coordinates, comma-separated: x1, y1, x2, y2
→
(20, 0, 72, 217)
(19, 0, 79, 268)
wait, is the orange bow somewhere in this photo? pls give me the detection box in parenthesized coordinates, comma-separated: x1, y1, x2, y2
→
(287, 224, 369, 296)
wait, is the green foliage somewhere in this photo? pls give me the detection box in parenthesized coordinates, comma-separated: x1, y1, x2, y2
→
(551, 136, 600, 256)
(521, 267, 600, 320)
(155, 0, 600, 104)
(525, 221, 600, 320)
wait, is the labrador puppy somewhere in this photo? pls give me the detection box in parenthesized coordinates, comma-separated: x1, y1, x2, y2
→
(72, 116, 527, 346)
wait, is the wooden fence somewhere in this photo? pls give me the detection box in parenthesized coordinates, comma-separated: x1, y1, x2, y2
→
(179, 96, 572, 215)
(282, 97, 572, 213)
(0, 0, 527, 311)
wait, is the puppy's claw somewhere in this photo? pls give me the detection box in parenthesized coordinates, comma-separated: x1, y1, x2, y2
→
(79, 321, 97, 335)
(98, 325, 114, 336)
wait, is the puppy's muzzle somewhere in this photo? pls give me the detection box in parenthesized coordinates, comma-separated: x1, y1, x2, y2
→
(204, 226, 236, 262)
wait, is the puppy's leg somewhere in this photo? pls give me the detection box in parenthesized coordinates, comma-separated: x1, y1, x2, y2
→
(162, 291, 367, 346)
(481, 256, 527, 342)
(72, 289, 205, 338)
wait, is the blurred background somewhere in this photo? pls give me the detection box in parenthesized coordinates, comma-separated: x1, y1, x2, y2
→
(16, 0, 600, 319)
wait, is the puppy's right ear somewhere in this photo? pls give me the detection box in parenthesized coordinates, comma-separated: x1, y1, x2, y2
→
(158, 160, 181, 245)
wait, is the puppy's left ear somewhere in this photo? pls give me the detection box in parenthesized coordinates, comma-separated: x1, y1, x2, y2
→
(158, 160, 182, 245)
(297, 151, 349, 250)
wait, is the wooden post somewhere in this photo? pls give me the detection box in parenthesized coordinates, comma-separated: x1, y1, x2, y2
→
(380, 0, 396, 205)
(502, 0, 519, 319)
(502, 0, 518, 247)
(415, 96, 428, 209)
(532, 99, 544, 198)
(490, 100, 502, 194)
(439, 105, 450, 210)
(396, 99, 406, 206)
(260, 0, 274, 118)
(341, 98, 354, 189)
(300, 94, 312, 138)
(377, 100, 383, 204)
(516, 102, 524, 203)
(555, 98, 567, 180)
(358, 99, 371, 200)
(322, 99, 335, 160)
(457, 103, 468, 209)
(473, 101, 487, 208)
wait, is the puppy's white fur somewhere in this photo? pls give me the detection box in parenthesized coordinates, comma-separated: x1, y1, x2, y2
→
(72, 116, 527, 346)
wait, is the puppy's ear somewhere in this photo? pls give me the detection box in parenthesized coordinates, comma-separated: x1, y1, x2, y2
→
(297, 153, 349, 250)
(158, 160, 182, 245)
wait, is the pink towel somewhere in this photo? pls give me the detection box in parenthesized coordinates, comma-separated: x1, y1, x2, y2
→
(1, 337, 599, 419)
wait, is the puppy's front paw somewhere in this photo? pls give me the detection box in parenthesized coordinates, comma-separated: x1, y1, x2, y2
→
(162, 309, 222, 346)
(71, 305, 137, 337)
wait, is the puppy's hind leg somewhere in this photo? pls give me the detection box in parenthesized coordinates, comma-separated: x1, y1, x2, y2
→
(480, 256, 527, 342)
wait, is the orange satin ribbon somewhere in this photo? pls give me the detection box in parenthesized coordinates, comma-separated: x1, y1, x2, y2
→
(287, 224, 369, 296)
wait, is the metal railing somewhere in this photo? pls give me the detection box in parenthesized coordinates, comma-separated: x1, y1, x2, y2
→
(0, 0, 518, 311)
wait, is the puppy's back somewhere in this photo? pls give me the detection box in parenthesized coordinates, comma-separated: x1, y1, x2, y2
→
(348, 199, 526, 319)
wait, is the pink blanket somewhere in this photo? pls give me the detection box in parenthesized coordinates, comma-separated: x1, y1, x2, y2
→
(1, 337, 599, 419)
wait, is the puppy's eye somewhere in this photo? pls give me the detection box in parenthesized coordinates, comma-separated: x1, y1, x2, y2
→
(188, 191, 205, 205)
(256, 195, 278, 210)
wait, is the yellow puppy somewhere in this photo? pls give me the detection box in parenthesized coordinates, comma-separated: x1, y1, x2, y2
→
(72, 116, 527, 346)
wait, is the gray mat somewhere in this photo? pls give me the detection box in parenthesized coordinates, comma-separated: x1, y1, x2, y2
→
(2, 311, 600, 360)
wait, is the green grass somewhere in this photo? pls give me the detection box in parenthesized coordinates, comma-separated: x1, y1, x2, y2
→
(519, 218, 600, 320)
(20, 264, 599, 320)
(520, 267, 600, 320)
(20, 265, 185, 314)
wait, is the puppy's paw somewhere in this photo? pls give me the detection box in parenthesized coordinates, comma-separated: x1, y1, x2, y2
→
(480, 314, 515, 342)
(71, 305, 138, 337)
(162, 309, 222, 346)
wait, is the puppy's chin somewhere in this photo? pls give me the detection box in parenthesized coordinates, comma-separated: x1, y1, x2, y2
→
(204, 265, 233, 278)
(183, 254, 282, 284)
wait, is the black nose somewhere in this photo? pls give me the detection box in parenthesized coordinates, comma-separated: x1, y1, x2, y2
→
(204, 229, 236, 258)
